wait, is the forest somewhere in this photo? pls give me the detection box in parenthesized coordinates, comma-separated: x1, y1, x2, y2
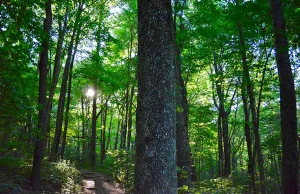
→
(0, 0, 299, 193)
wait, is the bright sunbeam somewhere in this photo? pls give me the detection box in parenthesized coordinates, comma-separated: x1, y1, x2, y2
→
(86, 88, 95, 97)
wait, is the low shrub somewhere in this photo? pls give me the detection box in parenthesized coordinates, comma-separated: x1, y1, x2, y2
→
(98, 150, 134, 192)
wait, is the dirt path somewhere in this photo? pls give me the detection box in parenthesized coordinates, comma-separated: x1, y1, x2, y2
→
(80, 169, 125, 194)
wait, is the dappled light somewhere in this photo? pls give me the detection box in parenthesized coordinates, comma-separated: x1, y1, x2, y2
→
(0, 0, 299, 193)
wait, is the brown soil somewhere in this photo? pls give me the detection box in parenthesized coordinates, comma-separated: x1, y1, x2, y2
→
(80, 169, 125, 194)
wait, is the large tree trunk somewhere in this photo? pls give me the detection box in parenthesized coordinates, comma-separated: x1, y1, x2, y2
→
(269, 0, 299, 193)
(134, 0, 177, 193)
(31, 0, 52, 189)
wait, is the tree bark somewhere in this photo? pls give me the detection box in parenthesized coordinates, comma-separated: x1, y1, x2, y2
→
(134, 0, 177, 193)
(269, 0, 299, 193)
(31, 0, 52, 189)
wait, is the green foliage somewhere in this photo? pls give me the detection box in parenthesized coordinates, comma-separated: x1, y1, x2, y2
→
(42, 160, 83, 193)
(0, 156, 31, 176)
(193, 178, 247, 194)
(178, 185, 190, 194)
(99, 150, 134, 192)
(0, 157, 83, 193)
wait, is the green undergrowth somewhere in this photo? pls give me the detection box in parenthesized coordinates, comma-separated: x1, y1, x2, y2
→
(98, 150, 134, 192)
(191, 177, 247, 194)
(42, 160, 83, 193)
(0, 152, 83, 193)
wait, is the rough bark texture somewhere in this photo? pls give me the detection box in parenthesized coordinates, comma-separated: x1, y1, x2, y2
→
(31, 0, 52, 189)
(134, 0, 177, 193)
(269, 0, 299, 193)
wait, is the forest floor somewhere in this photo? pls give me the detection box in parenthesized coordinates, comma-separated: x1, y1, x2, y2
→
(80, 169, 125, 194)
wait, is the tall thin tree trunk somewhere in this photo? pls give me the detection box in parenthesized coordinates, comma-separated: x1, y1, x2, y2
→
(60, 17, 82, 159)
(126, 85, 134, 150)
(213, 52, 230, 177)
(122, 86, 129, 149)
(174, 0, 191, 187)
(60, 66, 72, 159)
(238, 22, 266, 194)
(114, 114, 121, 150)
(91, 83, 97, 168)
(46, 4, 69, 118)
(106, 111, 113, 150)
(51, 3, 83, 160)
(81, 96, 86, 159)
(217, 115, 223, 177)
(100, 103, 108, 164)
(31, 0, 52, 189)
(241, 85, 256, 193)
(235, 1, 266, 192)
